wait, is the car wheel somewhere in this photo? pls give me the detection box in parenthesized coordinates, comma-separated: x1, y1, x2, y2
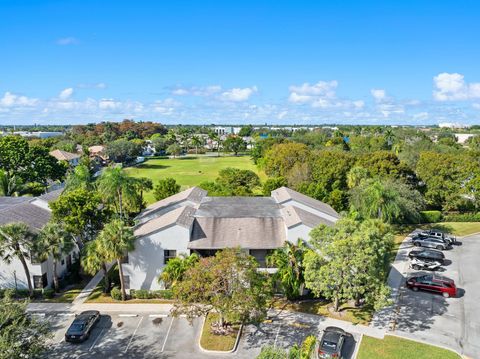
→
(442, 292, 450, 298)
(412, 287, 419, 292)
(436, 245, 443, 250)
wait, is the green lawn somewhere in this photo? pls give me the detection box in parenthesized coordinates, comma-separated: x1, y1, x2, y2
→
(357, 335, 461, 359)
(199, 312, 240, 352)
(125, 155, 266, 204)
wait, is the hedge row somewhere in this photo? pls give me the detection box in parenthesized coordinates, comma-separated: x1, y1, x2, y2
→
(420, 211, 442, 223)
(443, 212, 480, 222)
(130, 289, 173, 300)
(0, 288, 55, 299)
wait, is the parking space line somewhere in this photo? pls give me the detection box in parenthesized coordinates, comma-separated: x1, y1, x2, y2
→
(161, 317, 175, 352)
(149, 314, 168, 318)
(273, 324, 281, 347)
(125, 316, 144, 353)
(89, 328, 105, 351)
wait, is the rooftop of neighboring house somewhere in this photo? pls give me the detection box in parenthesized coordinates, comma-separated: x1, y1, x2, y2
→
(133, 186, 340, 249)
(0, 189, 62, 231)
(49, 149, 81, 161)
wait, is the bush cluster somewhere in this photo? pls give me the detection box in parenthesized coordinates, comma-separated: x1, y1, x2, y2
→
(443, 212, 480, 222)
(130, 289, 173, 300)
(420, 210, 442, 223)
(110, 287, 122, 301)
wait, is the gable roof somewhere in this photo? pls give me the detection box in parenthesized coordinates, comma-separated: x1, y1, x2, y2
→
(136, 187, 207, 222)
(0, 198, 51, 231)
(271, 187, 339, 219)
(195, 197, 282, 218)
(49, 149, 80, 161)
(281, 205, 336, 228)
(134, 206, 195, 237)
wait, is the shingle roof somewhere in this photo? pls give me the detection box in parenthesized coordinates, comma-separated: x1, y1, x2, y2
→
(189, 217, 286, 249)
(195, 197, 282, 218)
(38, 188, 63, 203)
(0, 198, 51, 231)
(134, 206, 196, 237)
(49, 149, 80, 161)
(281, 205, 336, 228)
(136, 187, 207, 221)
(271, 187, 339, 219)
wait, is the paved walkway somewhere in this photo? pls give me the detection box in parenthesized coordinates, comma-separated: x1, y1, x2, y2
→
(28, 302, 174, 313)
(71, 262, 114, 306)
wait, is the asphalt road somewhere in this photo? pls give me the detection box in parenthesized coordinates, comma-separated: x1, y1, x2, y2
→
(394, 233, 480, 358)
(43, 311, 360, 359)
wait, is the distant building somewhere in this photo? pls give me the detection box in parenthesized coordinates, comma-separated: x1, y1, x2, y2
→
(122, 186, 340, 291)
(0, 190, 79, 290)
(455, 133, 476, 144)
(88, 145, 108, 165)
(49, 149, 81, 166)
(439, 122, 470, 129)
(12, 131, 64, 139)
(212, 126, 241, 135)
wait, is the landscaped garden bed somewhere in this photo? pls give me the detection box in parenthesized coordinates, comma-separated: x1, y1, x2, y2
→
(199, 312, 241, 352)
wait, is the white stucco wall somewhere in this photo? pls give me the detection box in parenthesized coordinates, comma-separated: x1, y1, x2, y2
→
(122, 225, 191, 291)
(286, 224, 313, 245)
(0, 247, 78, 289)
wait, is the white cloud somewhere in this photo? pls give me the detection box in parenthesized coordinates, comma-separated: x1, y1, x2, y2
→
(413, 112, 429, 121)
(220, 86, 257, 102)
(59, 88, 74, 100)
(0, 92, 38, 107)
(433, 72, 480, 101)
(77, 83, 107, 89)
(371, 89, 387, 101)
(172, 85, 222, 97)
(289, 81, 338, 97)
(56, 37, 79, 45)
(473, 103, 480, 110)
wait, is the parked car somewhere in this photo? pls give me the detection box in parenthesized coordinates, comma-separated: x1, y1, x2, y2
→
(418, 229, 456, 244)
(408, 248, 445, 264)
(406, 274, 457, 298)
(317, 326, 348, 359)
(411, 235, 451, 250)
(409, 258, 442, 271)
(65, 310, 100, 343)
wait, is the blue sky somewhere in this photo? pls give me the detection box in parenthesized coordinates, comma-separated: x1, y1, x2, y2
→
(1, 0, 480, 125)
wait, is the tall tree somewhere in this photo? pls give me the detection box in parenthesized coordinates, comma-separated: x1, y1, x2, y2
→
(64, 164, 94, 192)
(81, 239, 111, 293)
(172, 248, 272, 326)
(223, 135, 246, 156)
(0, 169, 23, 196)
(97, 167, 138, 219)
(97, 219, 135, 301)
(37, 222, 76, 292)
(158, 253, 199, 288)
(0, 293, 51, 358)
(266, 240, 307, 300)
(153, 177, 180, 201)
(350, 178, 424, 223)
(190, 135, 203, 154)
(0, 223, 36, 296)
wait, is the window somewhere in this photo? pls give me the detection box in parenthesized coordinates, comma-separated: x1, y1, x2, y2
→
(164, 250, 177, 264)
(33, 274, 48, 289)
(121, 254, 129, 264)
(123, 276, 130, 290)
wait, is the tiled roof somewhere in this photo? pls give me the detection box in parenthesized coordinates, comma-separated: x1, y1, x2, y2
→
(49, 149, 80, 161)
(134, 206, 195, 237)
(195, 197, 282, 218)
(281, 205, 336, 228)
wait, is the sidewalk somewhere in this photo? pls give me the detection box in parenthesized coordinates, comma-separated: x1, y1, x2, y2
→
(71, 262, 114, 306)
(27, 301, 173, 314)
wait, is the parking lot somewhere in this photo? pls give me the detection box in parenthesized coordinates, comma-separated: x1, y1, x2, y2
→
(42, 310, 360, 358)
(393, 232, 480, 358)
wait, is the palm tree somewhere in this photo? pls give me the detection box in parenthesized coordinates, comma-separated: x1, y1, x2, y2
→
(190, 135, 203, 155)
(97, 219, 135, 301)
(0, 223, 35, 296)
(134, 177, 153, 207)
(64, 164, 94, 192)
(97, 167, 139, 219)
(37, 221, 75, 292)
(207, 131, 219, 152)
(158, 253, 199, 288)
(384, 129, 395, 149)
(0, 169, 23, 196)
(266, 240, 307, 300)
(81, 239, 110, 293)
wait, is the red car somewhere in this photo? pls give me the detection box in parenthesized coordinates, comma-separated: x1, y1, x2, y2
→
(406, 274, 457, 298)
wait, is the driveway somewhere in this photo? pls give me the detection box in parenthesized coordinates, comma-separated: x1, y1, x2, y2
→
(42, 309, 362, 358)
(386, 232, 480, 358)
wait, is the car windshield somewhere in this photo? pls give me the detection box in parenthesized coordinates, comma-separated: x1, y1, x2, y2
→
(69, 323, 85, 331)
(321, 340, 337, 351)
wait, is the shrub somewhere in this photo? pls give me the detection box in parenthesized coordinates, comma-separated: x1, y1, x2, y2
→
(256, 345, 288, 359)
(443, 212, 480, 222)
(420, 210, 442, 223)
(152, 290, 173, 299)
(43, 288, 55, 299)
(110, 287, 122, 301)
(300, 335, 317, 359)
(132, 289, 151, 299)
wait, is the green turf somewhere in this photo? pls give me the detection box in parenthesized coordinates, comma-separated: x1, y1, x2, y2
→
(125, 155, 266, 204)
(357, 335, 460, 359)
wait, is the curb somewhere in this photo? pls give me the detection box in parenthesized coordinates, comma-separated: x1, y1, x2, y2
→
(198, 315, 243, 354)
(353, 333, 363, 359)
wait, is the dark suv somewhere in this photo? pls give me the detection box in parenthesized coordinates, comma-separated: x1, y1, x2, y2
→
(411, 235, 451, 250)
(408, 248, 445, 264)
(406, 274, 457, 298)
(65, 310, 100, 343)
